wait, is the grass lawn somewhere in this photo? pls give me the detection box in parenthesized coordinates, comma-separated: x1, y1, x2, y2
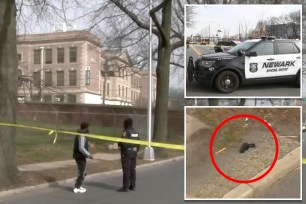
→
(15, 120, 183, 165)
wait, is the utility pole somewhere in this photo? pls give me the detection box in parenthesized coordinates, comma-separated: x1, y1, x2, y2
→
(209, 24, 210, 44)
(144, 0, 155, 161)
(239, 23, 241, 40)
(40, 47, 44, 102)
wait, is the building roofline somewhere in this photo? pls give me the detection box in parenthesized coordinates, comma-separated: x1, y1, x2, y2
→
(17, 30, 101, 47)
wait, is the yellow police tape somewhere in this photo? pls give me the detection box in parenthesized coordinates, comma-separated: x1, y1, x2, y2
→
(0, 122, 184, 151)
(303, 158, 306, 164)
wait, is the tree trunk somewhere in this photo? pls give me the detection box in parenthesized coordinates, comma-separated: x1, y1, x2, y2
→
(0, 0, 19, 186)
(153, 0, 172, 157)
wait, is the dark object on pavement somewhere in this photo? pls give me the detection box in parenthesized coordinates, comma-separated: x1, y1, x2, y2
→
(239, 143, 256, 153)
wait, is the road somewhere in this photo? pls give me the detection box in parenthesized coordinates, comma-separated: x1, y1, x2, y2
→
(185, 44, 301, 97)
(255, 169, 301, 198)
(0, 159, 303, 203)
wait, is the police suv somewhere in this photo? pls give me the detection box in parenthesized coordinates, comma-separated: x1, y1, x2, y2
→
(187, 37, 301, 93)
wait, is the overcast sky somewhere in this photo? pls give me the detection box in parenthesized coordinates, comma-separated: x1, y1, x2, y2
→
(186, 5, 301, 38)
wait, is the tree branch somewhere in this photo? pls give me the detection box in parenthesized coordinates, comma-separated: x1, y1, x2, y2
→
(109, 0, 159, 36)
(170, 62, 184, 68)
(171, 40, 184, 51)
(149, 1, 169, 46)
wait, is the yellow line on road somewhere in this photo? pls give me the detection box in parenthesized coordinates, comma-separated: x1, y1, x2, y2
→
(190, 45, 202, 56)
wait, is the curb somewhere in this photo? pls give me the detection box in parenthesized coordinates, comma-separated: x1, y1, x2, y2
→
(223, 147, 300, 198)
(0, 156, 183, 198)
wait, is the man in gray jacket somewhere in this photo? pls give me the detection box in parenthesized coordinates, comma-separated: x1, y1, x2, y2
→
(73, 122, 93, 193)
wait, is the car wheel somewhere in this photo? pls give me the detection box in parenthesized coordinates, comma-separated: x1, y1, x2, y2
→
(295, 71, 300, 88)
(215, 71, 239, 93)
(187, 57, 194, 82)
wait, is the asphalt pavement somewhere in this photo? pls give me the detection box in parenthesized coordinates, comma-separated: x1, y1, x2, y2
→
(255, 168, 301, 198)
(185, 44, 301, 98)
(0, 159, 304, 203)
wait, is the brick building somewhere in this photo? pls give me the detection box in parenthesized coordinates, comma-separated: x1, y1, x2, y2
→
(100, 50, 142, 106)
(17, 30, 155, 106)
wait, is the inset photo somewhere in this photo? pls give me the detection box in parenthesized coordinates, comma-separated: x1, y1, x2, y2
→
(185, 5, 302, 98)
(185, 107, 302, 200)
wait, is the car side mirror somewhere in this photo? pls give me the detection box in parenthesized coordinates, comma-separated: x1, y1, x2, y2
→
(237, 50, 245, 56)
(245, 51, 257, 57)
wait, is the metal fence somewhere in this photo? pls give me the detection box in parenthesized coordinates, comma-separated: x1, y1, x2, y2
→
(17, 107, 184, 142)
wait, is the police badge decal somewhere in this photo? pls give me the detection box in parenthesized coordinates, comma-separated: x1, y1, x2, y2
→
(249, 63, 258, 73)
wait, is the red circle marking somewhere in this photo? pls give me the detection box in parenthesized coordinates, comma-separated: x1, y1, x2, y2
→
(209, 114, 279, 184)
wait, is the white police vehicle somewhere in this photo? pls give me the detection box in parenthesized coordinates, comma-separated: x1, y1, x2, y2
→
(187, 37, 301, 93)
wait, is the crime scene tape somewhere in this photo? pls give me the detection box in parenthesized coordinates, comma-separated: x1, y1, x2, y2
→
(303, 158, 306, 165)
(0, 122, 184, 151)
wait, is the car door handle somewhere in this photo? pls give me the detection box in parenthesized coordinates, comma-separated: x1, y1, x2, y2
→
(267, 58, 274, 61)
(296, 56, 301, 59)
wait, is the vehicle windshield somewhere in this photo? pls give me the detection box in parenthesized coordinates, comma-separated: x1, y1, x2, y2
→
(227, 40, 259, 55)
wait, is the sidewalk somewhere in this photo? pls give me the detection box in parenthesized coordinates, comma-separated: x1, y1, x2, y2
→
(18, 153, 121, 172)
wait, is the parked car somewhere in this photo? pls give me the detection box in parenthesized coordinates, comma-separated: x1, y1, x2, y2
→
(214, 40, 241, 53)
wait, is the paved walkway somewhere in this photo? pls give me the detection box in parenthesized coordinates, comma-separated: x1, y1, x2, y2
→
(18, 153, 121, 172)
(1, 159, 305, 204)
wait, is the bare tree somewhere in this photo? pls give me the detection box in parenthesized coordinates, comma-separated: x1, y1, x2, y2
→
(186, 6, 196, 28)
(0, 0, 20, 186)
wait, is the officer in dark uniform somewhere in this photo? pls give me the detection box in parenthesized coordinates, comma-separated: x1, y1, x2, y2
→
(117, 118, 139, 192)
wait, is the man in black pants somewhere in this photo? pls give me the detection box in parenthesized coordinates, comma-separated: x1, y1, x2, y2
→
(73, 122, 93, 193)
(118, 118, 139, 192)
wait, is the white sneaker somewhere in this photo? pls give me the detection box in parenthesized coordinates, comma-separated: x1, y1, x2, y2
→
(73, 187, 86, 193)
(80, 187, 86, 192)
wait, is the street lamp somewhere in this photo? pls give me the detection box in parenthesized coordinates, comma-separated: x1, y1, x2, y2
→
(40, 47, 44, 102)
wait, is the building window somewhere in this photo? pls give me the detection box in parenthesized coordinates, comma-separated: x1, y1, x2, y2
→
(34, 50, 41, 64)
(33, 71, 40, 87)
(57, 71, 64, 86)
(45, 71, 52, 86)
(45, 49, 52, 64)
(69, 47, 77, 63)
(126, 87, 128, 98)
(118, 85, 121, 96)
(69, 70, 77, 86)
(17, 53, 22, 62)
(54, 95, 64, 102)
(57, 48, 64, 63)
(43, 95, 52, 102)
(67, 94, 77, 103)
(85, 70, 90, 85)
(106, 83, 110, 96)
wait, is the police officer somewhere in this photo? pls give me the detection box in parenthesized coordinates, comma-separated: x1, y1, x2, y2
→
(117, 118, 139, 192)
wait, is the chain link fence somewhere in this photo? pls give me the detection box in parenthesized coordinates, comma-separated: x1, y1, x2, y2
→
(17, 103, 184, 143)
